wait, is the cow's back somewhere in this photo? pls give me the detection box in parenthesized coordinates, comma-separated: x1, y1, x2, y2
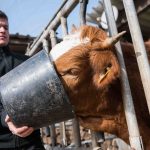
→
(121, 41, 150, 148)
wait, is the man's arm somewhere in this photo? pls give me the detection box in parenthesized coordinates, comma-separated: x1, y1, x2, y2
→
(1, 100, 34, 137)
(5, 115, 34, 138)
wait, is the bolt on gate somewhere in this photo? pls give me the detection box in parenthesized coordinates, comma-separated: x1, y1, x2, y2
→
(26, 0, 150, 149)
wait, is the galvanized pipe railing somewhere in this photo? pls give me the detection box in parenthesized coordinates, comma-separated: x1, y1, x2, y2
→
(42, 126, 50, 137)
(60, 122, 67, 147)
(80, 0, 101, 147)
(26, 0, 68, 55)
(61, 17, 68, 36)
(50, 124, 57, 147)
(41, 39, 51, 143)
(72, 118, 81, 147)
(49, 30, 57, 48)
(91, 131, 99, 148)
(79, 0, 88, 25)
(59, 19, 68, 147)
(103, 0, 144, 149)
(70, 0, 89, 147)
(122, 0, 150, 115)
(26, 0, 79, 56)
(48, 30, 59, 147)
(42, 39, 49, 53)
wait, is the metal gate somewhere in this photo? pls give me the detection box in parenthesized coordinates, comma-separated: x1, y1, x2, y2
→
(26, 0, 150, 149)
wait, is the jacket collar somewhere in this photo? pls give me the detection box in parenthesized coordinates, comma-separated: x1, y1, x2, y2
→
(0, 46, 10, 54)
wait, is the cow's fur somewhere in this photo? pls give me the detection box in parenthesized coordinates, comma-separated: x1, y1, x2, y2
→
(52, 25, 150, 149)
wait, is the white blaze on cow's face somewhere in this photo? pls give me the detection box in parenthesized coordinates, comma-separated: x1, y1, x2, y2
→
(50, 31, 90, 61)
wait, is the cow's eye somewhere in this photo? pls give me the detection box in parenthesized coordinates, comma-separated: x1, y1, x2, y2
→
(67, 68, 79, 76)
(60, 68, 79, 76)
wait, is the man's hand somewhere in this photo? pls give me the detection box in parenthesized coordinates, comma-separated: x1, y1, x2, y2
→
(5, 115, 34, 137)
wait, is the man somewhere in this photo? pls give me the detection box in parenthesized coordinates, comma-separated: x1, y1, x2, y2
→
(0, 10, 45, 150)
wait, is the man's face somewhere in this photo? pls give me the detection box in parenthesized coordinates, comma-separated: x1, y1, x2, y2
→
(0, 18, 9, 47)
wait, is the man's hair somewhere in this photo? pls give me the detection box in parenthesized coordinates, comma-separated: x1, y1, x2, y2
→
(0, 10, 8, 20)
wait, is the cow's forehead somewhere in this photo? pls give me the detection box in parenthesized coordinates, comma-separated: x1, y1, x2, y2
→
(50, 31, 89, 61)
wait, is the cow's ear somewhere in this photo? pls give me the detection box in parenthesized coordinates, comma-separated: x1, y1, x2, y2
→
(71, 24, 78, 33)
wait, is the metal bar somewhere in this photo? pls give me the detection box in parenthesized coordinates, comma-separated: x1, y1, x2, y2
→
(49, 30, 57, 49)
(61, 16, 68, 36)
(43, 126, 50, 137)
(26, 0, 79, 56)
(133, 0, 150, 15)
(26, 0, 67, 55)
(42, 39, 49, 53)
(118, 0, 150, 33)
(60, 17, 69, 145)
(48, 30, 58, 147)
(91, 130, 99, 148)
(45, 0, 68, 29)
(79, 0, 88, 25)
(103, 0, 144, 149)
(96, 131, 105, 143)
(59, 18, 68, 146)
(91, 131, 105, 148)
(50, 124, 56, 147)
(60, 122, 67, 146)
(122, 0, 150, 115)
(72, 118, 81, 147)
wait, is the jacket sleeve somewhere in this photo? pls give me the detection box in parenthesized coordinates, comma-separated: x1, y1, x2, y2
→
(0, 100, 8, 128)
(0, 109, 8, 127)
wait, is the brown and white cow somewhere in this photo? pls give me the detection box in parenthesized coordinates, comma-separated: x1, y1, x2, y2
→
(50, 25, 150, 149)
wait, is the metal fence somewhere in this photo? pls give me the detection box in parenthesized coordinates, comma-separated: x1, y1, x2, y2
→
(26, 0, 150, 149)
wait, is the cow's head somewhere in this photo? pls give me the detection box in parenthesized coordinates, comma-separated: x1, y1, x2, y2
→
(50, 25, 125, 130)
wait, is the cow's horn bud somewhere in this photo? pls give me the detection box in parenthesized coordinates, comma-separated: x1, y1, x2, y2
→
(103, 31, 126, 47)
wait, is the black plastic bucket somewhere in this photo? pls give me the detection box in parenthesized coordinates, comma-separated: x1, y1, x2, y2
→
(0, 50, 74, 128)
